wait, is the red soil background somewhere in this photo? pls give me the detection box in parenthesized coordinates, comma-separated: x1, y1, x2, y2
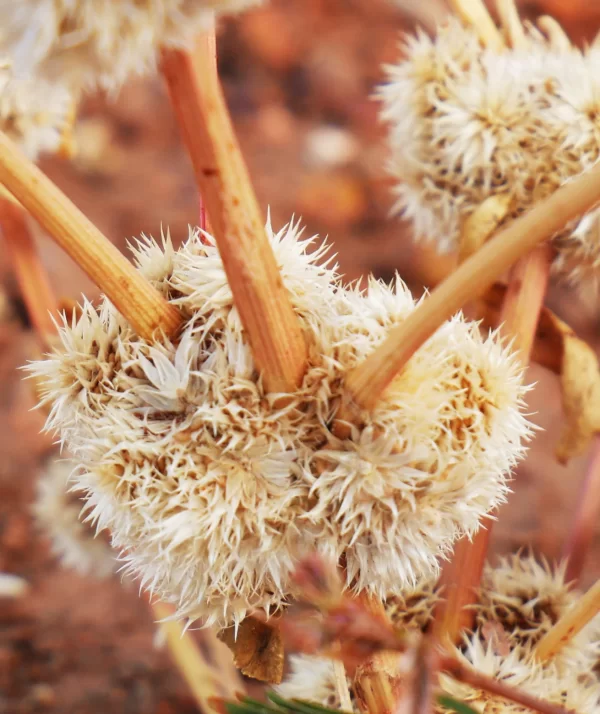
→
(1, 1, 600, 711)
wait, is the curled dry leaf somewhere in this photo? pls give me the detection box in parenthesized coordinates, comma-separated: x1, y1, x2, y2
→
(218, 616, 285, 684)
(476, 283, 600, 463)
(458, 195, 512, 264)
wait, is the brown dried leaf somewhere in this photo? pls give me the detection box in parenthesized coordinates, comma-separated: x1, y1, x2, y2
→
(218, 616, 284, 684)
(458, 194, 512, 263)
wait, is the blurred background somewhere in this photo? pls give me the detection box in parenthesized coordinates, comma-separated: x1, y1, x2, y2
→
(1, 0, 600, 711)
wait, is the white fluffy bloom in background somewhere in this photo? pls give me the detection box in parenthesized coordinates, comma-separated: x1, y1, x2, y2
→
(33, 458, 117, 578)
(277, 656, 358, 713)
(440, 637, 600, 714)
(29, 219, 530, 627)
(0, 59, 71, 160)
(476, 553, 600, 674)
(0, 0, 263, 93)
(379, 15, 600, 286)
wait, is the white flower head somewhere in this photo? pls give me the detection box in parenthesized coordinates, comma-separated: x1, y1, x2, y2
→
(0, 58, 72, 160)
(440, 635, 600, 714)
(28, 218, 530, 627)
(476, 552, 600, 674)
(379, 14, 600, 286)
(0, 0, 264, 93)
(277, 655, 358, 713)
(33, 458, 117, 578)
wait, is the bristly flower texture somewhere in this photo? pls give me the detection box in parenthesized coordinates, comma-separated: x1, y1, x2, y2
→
(379, 15, 600, 286)
(33, 458, 117, 578)
(475, 552, 600, 675)
(0, 0, 263, 93)
(28, 219, 531, 627)
(0, 58, 71, 160)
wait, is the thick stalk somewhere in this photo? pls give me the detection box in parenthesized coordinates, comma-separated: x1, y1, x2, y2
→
(0, 131, 181, 341)
(0, 198, 57, 347)
(535, 579, 600, 661)
(160, 26, 307, 394)
(333, 163, 600, 432)
(562, 435, 600, 582)
(434, 244, 552, 643)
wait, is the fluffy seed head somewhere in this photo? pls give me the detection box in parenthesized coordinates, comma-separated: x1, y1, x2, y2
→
(33, 458, 117, 578)
(28, 219, 530, 627)
(277, 655, 358, 713)
(379, 15, 600, 286)
(440, 636, 600, 714)
(0, 0, 263, 92)
(475, 552, 600, 674)
(0, 59, 72, 159)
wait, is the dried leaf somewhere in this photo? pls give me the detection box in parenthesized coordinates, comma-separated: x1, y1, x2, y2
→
(481, 621, 511, 657)
(458, 194, 512, 263)
(218, 616, 285, 684)
(549, 313, 600, 463)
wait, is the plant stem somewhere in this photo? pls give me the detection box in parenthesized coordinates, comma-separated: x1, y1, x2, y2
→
(152, 601, 229, 712)
(534, 579, 600, 661)
(439, 654, 574, 714)
(434, 243, 552, 644)
(0, 198, 57, 348)
(160, 24, 307, 394)
(0, 131, 181, 342)
(333, 161, 600, 432)
(562, 435, 600, 582)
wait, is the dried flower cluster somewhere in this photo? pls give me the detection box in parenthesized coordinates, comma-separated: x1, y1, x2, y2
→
(0, 0, 263, 93)
(0, 59, 71, 160)
(279, 553, 600, 713)
(379, 15, 600, 285)
(29, 219, 530, 627)
(33, 458, 117, 578)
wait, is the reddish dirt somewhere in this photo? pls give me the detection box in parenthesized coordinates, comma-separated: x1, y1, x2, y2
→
(1, 1, 600, 712)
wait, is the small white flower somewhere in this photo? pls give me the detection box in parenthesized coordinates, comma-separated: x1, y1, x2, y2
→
(0, 0, 264, 93)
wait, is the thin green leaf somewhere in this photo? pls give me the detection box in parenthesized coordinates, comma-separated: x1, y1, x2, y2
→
(438, 694, 481, 714)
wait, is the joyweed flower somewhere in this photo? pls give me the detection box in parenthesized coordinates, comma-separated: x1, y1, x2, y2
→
(29, 219, 530, 627)
(0, 0, 263, 93)
(379, 15, 600, 286)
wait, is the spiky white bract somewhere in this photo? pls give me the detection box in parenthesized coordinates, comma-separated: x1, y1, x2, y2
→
(0, 59, 71, 160)
(0, 0, 263, 93)
(476, 552, 600, 674)
(277, 656, 358, 713)
(33, 458, 116, 578)
(29, 219, 530, 627)
(439, 636, 600, 714)
(379, 15, 600, 286)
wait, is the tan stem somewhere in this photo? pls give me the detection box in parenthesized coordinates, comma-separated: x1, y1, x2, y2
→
(160, 26, 307, 394)
(0, 198, 57, 347)
(434, 244, 552, 643)
(562, 435, 600, 582)
(0, 131, 182, 342)
(495, 0, 527, 49)
(535, 579, 600, 662)
(499, 244, 553, 361)
(440, 654, 574, 714)
(152, 601, 227, 711)
(334, 161, 600, 427)
(448, 0, 505, 50)
(433, 526, 491, 645)
(333, 659, 354, 712)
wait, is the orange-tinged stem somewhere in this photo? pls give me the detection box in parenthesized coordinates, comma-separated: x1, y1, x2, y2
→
(0, 131, 182, 342)
(333, 161, 600, 432)
(433, 244, 552, 644)
(0, 198, 57, 348)
(160, 27, 307, 394)
(562, 434, 600, 582)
